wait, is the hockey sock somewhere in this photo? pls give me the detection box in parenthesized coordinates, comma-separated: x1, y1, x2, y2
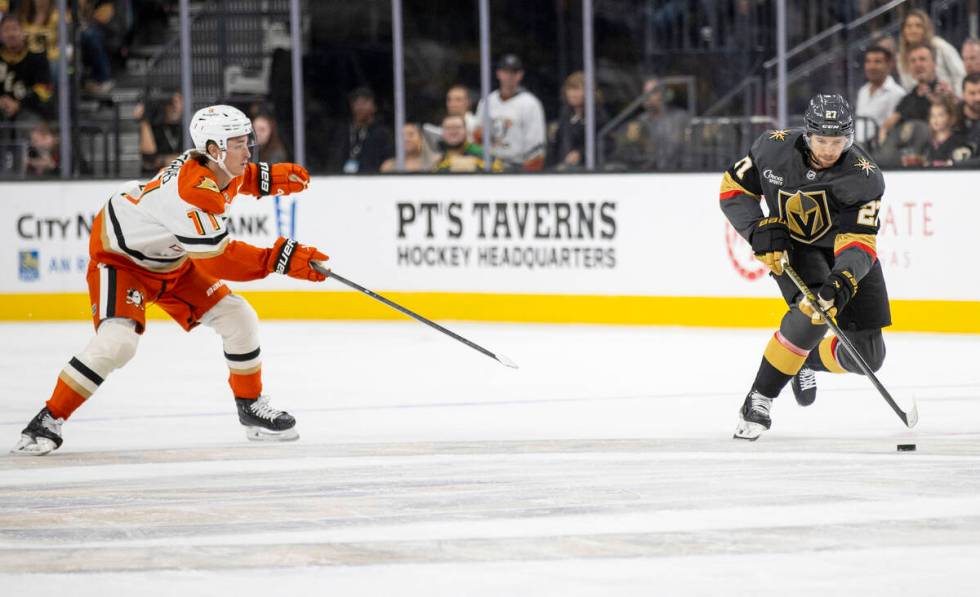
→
(202, 295, 264, 399)
(753, 331, 809, 397)
(809, 336, 847, 373)
(46, 376, 90, 420)
(46, 319, 139, 420)
(229, 367, 262, 399)
(807, 330, 886, 374)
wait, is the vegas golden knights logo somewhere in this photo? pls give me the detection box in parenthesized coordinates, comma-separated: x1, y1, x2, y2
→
(776, 189, 831, 243)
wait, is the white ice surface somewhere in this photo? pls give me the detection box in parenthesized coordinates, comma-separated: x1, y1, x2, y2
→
(2, 320, 979, 596)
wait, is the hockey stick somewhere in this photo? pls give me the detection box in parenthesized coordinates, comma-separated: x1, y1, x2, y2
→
(311, 262, 518, 369)
(780, 257, 918, 428)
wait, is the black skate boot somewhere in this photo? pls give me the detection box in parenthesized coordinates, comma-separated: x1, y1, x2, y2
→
(11, 407, 64, 456)
(236, 396, 299, 442)
(791, 366, 817, 406)
(733, 390, 772, 441)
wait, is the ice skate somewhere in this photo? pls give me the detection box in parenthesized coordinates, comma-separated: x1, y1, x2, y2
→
(733, 390, 772, 441)
(791, 366, 817, 406)
(236, 396, 299, 442)
(11, 407, 64, 456)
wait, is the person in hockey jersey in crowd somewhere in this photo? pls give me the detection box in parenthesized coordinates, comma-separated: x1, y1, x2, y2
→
(474, 53, 547, 172)
(720, 94, 891, 440)
(0, 13, 54, 125)
(12, 105, 323, 455)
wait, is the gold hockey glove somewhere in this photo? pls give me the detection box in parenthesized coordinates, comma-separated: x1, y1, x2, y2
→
(800, 270, 859, 324)
(750, 217, 791, 275)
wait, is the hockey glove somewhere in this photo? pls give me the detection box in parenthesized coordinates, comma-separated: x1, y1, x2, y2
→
(257, 162, 310, 196)
(750, 217, 791, 275)
(266, 237, 328, 282)
(800, 270, 858, 324)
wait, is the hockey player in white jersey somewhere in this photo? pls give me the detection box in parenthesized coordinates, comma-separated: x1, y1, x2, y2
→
(474, 54, 547, 171)
(12, 105, 326, 455)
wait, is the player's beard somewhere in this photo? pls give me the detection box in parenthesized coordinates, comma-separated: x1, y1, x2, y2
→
(808, 151, 838, 170)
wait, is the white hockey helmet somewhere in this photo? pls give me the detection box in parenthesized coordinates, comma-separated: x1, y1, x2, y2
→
(189, 105, 254, 154)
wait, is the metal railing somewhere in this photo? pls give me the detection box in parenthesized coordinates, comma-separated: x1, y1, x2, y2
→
(0, 106, 122, 179)
(141, 0, 290, 108)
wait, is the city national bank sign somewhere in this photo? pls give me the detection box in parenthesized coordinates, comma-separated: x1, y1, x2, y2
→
(16, 211, 96, 281)
(395, 200, 618, 272)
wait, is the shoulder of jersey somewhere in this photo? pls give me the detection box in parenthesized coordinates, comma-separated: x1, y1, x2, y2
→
(752, 127, 804, 157)
(175, 158, 227, 214)
(838, 145, 885, 198)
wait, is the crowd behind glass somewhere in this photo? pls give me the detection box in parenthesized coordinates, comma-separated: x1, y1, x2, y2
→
(1, 1, 977, 177)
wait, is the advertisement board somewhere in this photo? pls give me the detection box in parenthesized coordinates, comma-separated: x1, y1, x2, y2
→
(1, 171, 977, 331)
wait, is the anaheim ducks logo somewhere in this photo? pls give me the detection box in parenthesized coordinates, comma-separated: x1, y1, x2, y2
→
(777, 189, 831, 243)
(196, 177, 220, 193)
(125, 288, 145, 311)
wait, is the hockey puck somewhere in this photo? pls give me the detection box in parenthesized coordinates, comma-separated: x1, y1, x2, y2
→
(896, 444, 916, 452)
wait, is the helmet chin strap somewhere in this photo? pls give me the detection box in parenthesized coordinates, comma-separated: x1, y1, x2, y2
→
(205, 148, 236, 180)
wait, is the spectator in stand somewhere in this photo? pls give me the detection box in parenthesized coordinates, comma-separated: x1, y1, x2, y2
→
(474, 53, 546, 172)
(138, 91, 183, 175)
(252, 112, 288, 163)
(614, 75, 689, 170)
(327, 87, 393, 174)
(446, 84, 478, 143)
(547, 70, 610, 170)
(433, 113, 501, 173)
(17, 0, 60, 68)
(922, 96, 973, 166)
(879, 44, 952, 145)
(855, 45, 905, 145)
(0, 14, 54, 125)
(78, 0, 133, 95)
(381, 122, 440, 173)
(896, 9, 965, 96)
(26, 119, 57, 175)
(957, 73, 980, 149)
(962, 38, 980, 77)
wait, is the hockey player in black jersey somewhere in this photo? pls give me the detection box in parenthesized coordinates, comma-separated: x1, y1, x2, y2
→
(719, 94, 891, 440)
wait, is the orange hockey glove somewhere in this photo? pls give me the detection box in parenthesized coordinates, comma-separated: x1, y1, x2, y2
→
(266, 237, 329, 282)
(256, 162, 310, 196)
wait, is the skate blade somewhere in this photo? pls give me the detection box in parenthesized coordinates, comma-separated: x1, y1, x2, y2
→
(733, 419, 766, 441)
(244, 426, 299, 442)
(10, 435, 58, 456)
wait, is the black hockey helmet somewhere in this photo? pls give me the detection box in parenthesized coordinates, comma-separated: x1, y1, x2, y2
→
(803, 93, 855, 149)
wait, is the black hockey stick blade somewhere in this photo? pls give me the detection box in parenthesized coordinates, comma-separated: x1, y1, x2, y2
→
(311, 262, 518, 369)
(781, 257, 918, 428)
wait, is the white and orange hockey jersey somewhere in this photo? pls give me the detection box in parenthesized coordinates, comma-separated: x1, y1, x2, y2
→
(90, 152, 276, 282)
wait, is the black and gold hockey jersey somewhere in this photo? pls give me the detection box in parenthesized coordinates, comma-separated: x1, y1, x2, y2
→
(719, 128, 883, 282)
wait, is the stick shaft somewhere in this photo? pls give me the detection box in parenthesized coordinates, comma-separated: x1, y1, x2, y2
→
(782, 263, 915, 427)
(312, 263, 516, 368)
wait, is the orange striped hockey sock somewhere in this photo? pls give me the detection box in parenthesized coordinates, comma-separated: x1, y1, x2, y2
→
(46, 377, 89, 420)
(229, 368, 263, 399)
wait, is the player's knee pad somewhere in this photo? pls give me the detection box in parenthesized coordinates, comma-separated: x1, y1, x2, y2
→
(778, 307, 828, 351)
(842, 329, 886, 372)
(78, 317, 140, 377)
(202, 294, 260, 355)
